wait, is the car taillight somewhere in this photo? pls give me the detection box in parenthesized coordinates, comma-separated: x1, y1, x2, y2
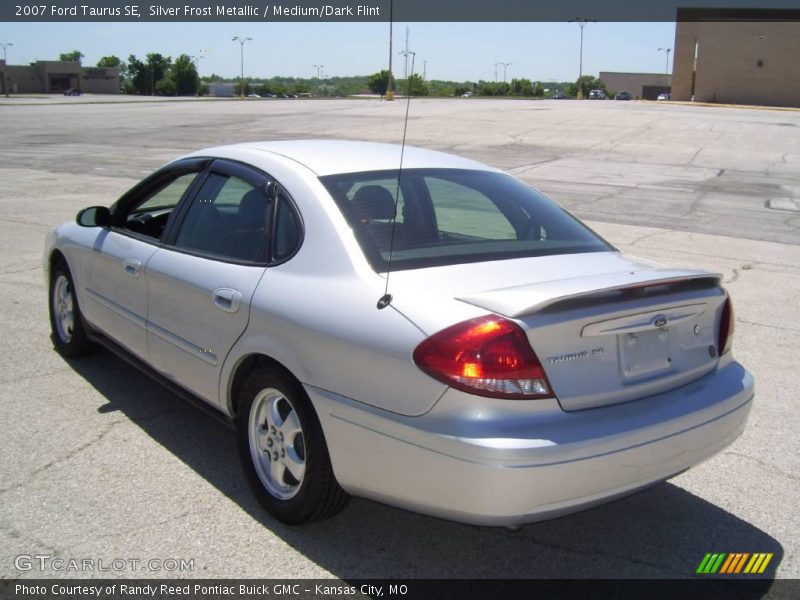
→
(412, 315, 552, 399)
(719, 297, 735, 356)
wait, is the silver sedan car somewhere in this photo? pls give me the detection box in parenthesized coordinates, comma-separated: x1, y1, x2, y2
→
(45, 140, 754, 526)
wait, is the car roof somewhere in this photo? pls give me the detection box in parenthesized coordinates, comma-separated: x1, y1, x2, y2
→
(186, 140, 497, 177)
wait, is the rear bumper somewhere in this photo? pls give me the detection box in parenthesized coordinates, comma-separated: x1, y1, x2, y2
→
(307, 358, 754, 526)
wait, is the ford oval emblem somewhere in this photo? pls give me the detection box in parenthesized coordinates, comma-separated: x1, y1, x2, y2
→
(654, 316, 668, 328)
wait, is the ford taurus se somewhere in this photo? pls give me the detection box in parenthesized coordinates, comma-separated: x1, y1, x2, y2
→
(44, 141, 754, 526)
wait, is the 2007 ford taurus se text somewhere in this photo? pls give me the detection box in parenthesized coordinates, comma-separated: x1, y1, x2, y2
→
(44, 140, 754, 526)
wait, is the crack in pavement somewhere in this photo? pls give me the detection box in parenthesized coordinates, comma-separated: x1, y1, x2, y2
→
(737, 318, 800, 335)
(58, 497, 227, 555)
(0, 421, 122, 497)
(723, 451, 800, 483)
(479, 524, 693, 578)
(625, 229, 674, 247)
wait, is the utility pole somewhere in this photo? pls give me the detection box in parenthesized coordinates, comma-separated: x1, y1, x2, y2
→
(498, 61, 512, 83)
(404, 26, 409, 80)
(569, 18, 596, 99)
(422, 60, 427, 80)
(1, 42, 13, 97)
(494, 61, 498, 83)
(386, 0, 394, 100)
(232, 36, 252, 98)
(313, 64, 324, 79)
(657, 47, 672, 96)
(191, 51, 205, 97)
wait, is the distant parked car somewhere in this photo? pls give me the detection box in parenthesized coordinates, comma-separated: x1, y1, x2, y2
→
(657, 93, 671, 101)
(461, 91, 474, 98)
(63, 88, 81, 96)
(588, 89, 606, 100)
(247, 94, 260, 98)
(615, 91, 632, 101)
(552, 91, 565, 99)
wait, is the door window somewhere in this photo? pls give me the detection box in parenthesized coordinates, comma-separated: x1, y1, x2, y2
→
(120, 172, 197, 240)
(174, 173, 272, 262)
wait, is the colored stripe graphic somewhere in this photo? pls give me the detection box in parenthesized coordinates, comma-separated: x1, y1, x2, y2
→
(744, 553, 774, 574)
(720, 553, 750, 574)
(697, 553, 726, 574)
(697, 552, 774, 574)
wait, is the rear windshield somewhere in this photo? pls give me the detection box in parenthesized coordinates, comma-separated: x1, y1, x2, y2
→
(320, 168, 612, 272)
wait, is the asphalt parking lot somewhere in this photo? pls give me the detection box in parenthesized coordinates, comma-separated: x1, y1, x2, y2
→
(0, 96, 798, 581)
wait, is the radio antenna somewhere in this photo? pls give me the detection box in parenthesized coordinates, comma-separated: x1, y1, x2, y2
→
(377, 50, 416, 310)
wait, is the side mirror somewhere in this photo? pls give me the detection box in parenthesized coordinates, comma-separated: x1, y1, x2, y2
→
(76, 206, 111, 228)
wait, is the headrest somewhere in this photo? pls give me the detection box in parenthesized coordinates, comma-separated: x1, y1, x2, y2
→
(239, 189, 268, 227)
(351, 185, 397, 221)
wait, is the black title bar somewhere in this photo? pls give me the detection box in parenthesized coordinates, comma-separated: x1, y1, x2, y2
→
(3, 0, 800, 22)
(1, 579, 797, 600)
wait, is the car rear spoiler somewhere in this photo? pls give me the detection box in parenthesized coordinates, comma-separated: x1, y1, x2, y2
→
(456, 269, 722, 318)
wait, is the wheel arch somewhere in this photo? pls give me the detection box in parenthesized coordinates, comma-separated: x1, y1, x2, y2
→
(226, 353, 306, 419)
(48, 248, 68, 277)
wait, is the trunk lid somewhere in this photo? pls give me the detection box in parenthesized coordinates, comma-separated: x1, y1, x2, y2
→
(388, 252, 727, 411)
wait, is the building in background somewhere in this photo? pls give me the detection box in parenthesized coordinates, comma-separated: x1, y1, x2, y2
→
(599, 72, 672, 100)
(672, 8, 800, 107)
(0, 60, 119, 94)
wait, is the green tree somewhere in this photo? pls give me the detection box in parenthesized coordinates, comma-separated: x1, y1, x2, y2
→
(367, 70, 394, 96)
(171, 54, 198, 96)
(234, 81, 252, 96)
(292, 83, 310, 94)
(97, 55, 122, 69)
(126, 55, 149, 95)
(402, 73, 429, 96)
(510, 78, 534, 96)
(146, 53, 172, 94)
(155, 77, 177, 96)
(59, 50, 84, 62)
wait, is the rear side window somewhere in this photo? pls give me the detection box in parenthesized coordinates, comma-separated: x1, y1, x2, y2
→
(273, 189, 302, 261)
(321, 168, 612, 272)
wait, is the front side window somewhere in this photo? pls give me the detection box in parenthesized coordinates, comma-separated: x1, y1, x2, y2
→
(174, 173, 271, 262)
(321, 168, 612, 272)
(120, 172, 197, 240)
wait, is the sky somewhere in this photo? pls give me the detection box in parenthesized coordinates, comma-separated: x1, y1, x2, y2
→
(0, 21, 677, 82)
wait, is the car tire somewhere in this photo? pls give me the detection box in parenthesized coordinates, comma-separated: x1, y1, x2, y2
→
(49, 260, 96, 357)
(236, 367, 349, 524)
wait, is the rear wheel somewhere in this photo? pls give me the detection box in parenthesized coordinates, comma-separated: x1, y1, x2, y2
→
(49, 260, 95, 357)
(236, 367, 348, 524)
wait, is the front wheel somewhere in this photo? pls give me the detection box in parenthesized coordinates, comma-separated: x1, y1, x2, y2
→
(49, 260, 95, 357)
(236, 367, 349, 524)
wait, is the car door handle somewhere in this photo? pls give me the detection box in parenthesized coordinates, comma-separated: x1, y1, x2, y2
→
(123, 258, 141, 277)
(212, 288, 242, 313)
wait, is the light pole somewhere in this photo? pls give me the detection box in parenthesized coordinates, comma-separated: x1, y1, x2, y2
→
(386, 0, 394, 101)
(569, 18, 596, 99)
(190, 51, 205, 97)
(313, 64, 324, 79)
(1, 42, 13, 97)
(498, 61, 512, 83)
(232, 36, 252, 98)
(657, 47, 672, 97)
